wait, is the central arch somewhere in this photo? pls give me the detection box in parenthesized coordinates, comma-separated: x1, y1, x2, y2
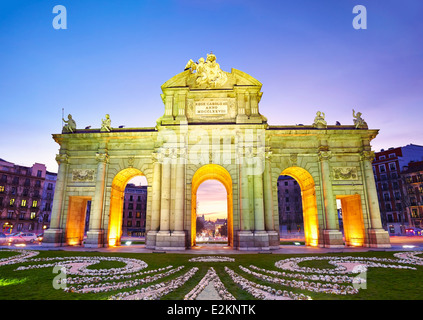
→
(191, 164, 233, 247)
(108, 167, 145, 246)
(280, 167, 319, 246)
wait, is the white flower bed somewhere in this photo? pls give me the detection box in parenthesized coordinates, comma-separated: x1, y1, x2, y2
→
(240, 265, 359, 295)
(16, 256, 148, 275)
(249, 264, 361, 284)
(66, 266, 185, 294)
(275, 255, 418, 275)
(184, 267, 235, 300)
(0, 249, 39, 266)
(65, 265, 174, 284)
(225, 266, 312, 300)
(189, 256, 235, 262)
(108, 267, 199, 300)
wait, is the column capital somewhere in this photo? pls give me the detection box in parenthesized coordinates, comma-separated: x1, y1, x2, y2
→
(55, 153, 69, 165)
(360, 150, 375, 161)
(152, 150, 164, 164)
(318, 150, 332, 161)
(95, 152, 109, 163)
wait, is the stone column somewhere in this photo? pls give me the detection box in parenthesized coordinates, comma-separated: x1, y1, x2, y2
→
(253, 165, 265, 232)
(151, 152, 162, 231)
(252, 151, 269, 249)
(239, 149, 250, 231)
(146, 151, 162, 249)
(159, 155, 171, 232)
(263, 151, 279, 248)
(263, 151, 274, 231)
(318, 148, 343, 248)
(85, 151, 108, 247)
(360, 150, 391, 248)
(172, 148, 186, 249)
(174, 149, 186, 232)
(238, 146, 254, 249)
(43, 153, 68, 246)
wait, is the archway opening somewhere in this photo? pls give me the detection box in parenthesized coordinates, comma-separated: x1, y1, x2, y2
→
(195, 180, 228, 245)
(191, 164, 233, 248)
(279, 167, 319, 247)
(336, 195, 365, 246)
(66, 196, 91, 246)
(108, 168, 147, 247)
(277, 176, 303, 240)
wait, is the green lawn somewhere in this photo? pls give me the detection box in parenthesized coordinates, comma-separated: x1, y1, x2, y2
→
(0, 249, 422, 300)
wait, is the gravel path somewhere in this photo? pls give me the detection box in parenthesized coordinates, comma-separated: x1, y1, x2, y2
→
(195, 280, 222, 300)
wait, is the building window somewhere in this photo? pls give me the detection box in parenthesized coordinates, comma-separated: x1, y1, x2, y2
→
(0, 186, 4, 193)
(389, 163, 396, 171)
(388, 153, 396, 158)
(17, 223, 23, 231)
(32, 200, 37, 208)
(37, 170, 42, 177)
(9, 198, 15, 206)
(136, 212, 141, 218)
(127, 221, 132, 227)
(379, 155, 386, 160)
(21, 199, 27, 207)
(379, 165, 386, 173)
(30, 212, 36, 220)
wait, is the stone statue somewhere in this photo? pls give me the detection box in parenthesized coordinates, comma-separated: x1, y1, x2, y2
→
(62, 114, 76, 133)
(185, 53, 228, 88)
(101, 114, 112, 132)
(352, 109, 368, 129)
(313, 111, 327, 128)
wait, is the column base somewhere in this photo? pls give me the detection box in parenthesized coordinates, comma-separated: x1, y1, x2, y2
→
(85, 230, 105, 248)
(154, 231, 187, 250)
(146, 230, 157, 249)
(368, 229, 391, 248)
(238, 230, 271, 250)
(323, 229, 344, 248)
(267, 230, 280, 249)
(42, 229, 63, 247)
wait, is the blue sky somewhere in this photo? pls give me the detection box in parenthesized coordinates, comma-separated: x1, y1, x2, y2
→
(0, 0, 422, 172)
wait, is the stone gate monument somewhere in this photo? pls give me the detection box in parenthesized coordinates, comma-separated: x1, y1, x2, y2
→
(43, 53, 391, 250)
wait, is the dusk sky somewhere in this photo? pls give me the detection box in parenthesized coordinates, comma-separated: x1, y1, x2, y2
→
(1, 0, 422, 176)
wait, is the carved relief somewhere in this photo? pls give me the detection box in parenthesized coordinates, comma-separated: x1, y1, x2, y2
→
(333, 167, 358, 180)
(72, 169, 95, 182)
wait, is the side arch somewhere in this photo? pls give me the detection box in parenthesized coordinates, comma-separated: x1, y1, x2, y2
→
(191, 164, 233, 247)
(108, 167, 146, 246)
(280, 167, 319, 246)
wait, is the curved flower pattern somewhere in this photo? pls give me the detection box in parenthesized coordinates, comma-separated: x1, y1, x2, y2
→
(189, 256, 235, 262)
